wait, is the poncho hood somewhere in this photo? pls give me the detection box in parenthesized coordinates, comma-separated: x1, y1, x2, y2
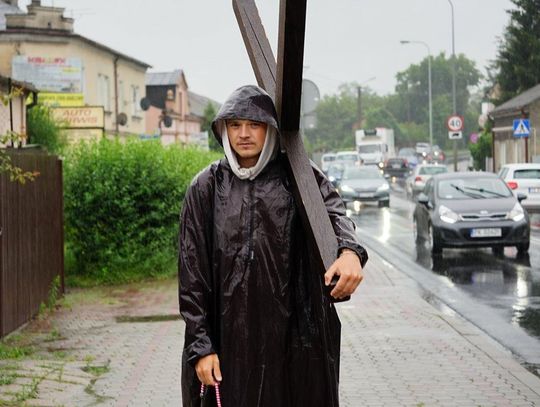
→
(211, 85, 279, 146)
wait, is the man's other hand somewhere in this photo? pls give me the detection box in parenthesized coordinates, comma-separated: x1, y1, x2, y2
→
(195, 353, 222, 385)
(324, 249, 364, 300)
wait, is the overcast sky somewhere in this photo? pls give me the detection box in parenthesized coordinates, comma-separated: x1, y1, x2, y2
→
(20, 0, 514, 102)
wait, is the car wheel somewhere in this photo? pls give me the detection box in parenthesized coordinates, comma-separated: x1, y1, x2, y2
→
(492, 246, 504, 256)
(428, 223, 442, 255)
(516, 241, 530, 253)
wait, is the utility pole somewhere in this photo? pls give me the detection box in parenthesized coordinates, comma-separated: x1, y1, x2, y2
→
(448, 0, 458, 171)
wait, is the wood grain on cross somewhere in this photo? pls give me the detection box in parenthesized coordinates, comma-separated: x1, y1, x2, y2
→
(233, 2, 340, 404)
(232, 0, 337, 274)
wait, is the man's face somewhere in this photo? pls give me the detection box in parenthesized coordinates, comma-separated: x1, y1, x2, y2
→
(226, 119, 267, 167)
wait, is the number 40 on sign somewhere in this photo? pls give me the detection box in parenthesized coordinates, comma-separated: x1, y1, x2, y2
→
(447, 115, 464, 139)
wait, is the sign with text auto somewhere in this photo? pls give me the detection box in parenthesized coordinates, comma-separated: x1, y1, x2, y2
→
(52, 106, 104, 129)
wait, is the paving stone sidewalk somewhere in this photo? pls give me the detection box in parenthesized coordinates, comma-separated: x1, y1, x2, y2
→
(1, 248, 540, 406)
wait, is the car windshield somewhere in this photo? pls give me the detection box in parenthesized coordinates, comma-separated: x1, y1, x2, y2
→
(387, 159, 404, 165)
(438, 178, 512, 199)
(337, 154, 358, 162)
(322, 155, 336, 162)
(419, 166, 448, 175)
(343, 167, 382, 180)
(327, 165, 344, 178)
(398, 148, 415, 156)
(358, 145, 380, 153)
(514, 169, 540, 179)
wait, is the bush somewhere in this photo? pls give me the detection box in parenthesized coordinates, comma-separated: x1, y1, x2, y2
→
(27, 105, 67, 154)
(469, 131, 492, 170)
(64, 138, 220, 285)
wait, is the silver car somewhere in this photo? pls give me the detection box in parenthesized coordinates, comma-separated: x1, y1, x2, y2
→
(336, 166, 390, 208)
(406, 164, 448, 199)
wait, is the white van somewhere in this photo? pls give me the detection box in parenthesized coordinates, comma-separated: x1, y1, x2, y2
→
(321, 153, 336, 174)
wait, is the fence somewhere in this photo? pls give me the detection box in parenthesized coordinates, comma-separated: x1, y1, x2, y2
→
(0, 149, 64, 337)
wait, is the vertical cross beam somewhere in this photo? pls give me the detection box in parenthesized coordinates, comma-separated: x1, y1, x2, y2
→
(233, 0, 338, 273)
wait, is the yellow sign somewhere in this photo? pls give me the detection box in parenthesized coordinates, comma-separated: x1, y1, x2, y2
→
(39, 92, 84, 107)
(62, 128, 103, 142)
(52, 106, 104, 129)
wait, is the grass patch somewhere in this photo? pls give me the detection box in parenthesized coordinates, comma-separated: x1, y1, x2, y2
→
(13, 376, 39, 402)
(0, 372, 17, 385)
(0, 342, 33, 360)
(82, 357, 110, 377)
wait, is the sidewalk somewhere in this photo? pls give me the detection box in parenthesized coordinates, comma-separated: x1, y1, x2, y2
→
(1, 248, 540, 406)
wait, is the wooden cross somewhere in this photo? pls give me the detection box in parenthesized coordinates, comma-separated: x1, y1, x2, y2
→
(233, 1, 339, 404)
(232, 0, 337, 276)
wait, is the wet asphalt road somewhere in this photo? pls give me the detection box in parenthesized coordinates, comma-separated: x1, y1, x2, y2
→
(349, 179, 540, 371)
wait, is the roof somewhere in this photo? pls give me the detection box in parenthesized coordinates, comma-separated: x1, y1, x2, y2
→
(491, 83, 540, 116)
(0, 74, 38, 92)
(188, 91, 220, 118)
(146, 70, 183, 86)
(0, 1, 23, 30)
(0, 28, 151, 69)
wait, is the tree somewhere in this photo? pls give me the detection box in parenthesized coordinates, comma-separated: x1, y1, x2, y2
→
(305, 83, 391, 152)
(305, 84, 357, 151)
(392, 53, 481, 148)
(1, 87, 38, 183)
(491, 0, 540, 102)
(201, 102, 222, 152)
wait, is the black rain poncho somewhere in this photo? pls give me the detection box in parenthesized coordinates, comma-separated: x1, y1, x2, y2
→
(179, 85, 367, 407)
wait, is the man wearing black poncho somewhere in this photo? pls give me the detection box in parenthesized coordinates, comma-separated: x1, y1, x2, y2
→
(179, 85, 367, 407)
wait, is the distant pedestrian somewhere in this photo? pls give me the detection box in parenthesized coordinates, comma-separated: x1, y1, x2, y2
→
(179, 85, 367, 407)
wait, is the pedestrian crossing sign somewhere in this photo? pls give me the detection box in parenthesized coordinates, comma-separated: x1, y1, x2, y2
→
(513, 119, 530, 137)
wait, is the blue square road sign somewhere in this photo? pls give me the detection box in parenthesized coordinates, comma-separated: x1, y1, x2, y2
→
(513, 119, 530, 137)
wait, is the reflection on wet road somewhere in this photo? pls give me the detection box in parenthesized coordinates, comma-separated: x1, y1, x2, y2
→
(349, 181, 540, 344)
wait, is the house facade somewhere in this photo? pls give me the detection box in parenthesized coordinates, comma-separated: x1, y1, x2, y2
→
(145, 70, 219, 147)
(0, 0, 150, 138)
(490, 84, 540, 170)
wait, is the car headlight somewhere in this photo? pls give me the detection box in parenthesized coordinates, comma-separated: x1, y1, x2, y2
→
(439, 205, 459, 224)
(377, 183, 390, 191)
(340, 185, 354, 193)
(378, 162, 384, 168)
(506, 203, 525, 222)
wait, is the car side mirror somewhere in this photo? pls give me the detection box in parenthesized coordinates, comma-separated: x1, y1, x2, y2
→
(517, 193, 527, 202)
(417, 193, 430, 206)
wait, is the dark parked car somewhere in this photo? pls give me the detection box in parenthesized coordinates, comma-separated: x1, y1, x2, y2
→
(336, 166, 390, 208)
(397, 147, 419, 168)
(383, 157, 410, 179)
(413, 172, 530, 255)
(429, 145, 445, 163)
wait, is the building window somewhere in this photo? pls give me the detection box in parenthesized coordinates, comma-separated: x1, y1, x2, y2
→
(131, 85, 141, 116)
(97, 74, 111, 111)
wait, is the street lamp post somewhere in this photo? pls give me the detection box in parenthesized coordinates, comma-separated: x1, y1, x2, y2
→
(448, 0, 458, 171)
(400, 40, 433, 150)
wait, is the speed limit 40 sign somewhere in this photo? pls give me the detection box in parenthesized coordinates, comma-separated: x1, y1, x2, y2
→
(447, 115, 464, 139)
(447, 115, 464, 131)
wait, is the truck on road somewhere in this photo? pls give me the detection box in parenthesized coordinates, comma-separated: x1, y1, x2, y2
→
(355, 128, 395, 168)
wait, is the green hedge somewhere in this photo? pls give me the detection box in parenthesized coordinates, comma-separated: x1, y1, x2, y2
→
(64, 138, 220, 285)
(27, 105, 67, 154)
